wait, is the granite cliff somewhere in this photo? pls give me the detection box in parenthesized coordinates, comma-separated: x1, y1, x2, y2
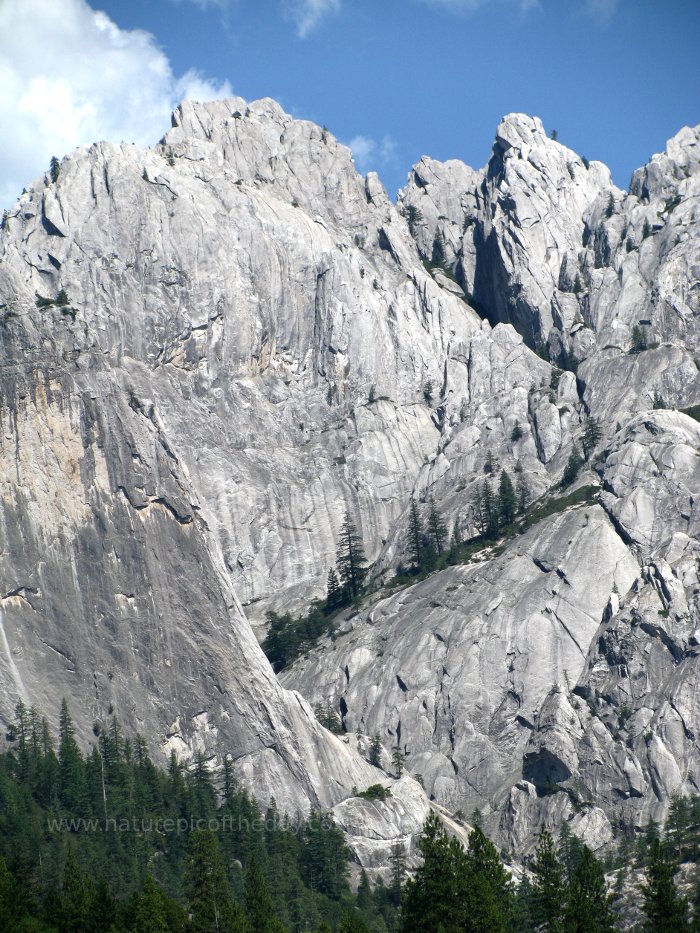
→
(1, 97, 698, 861)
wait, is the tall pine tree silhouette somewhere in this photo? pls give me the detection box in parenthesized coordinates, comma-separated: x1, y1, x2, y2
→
(336, 511, 367, 599)
(641, 838, 689, 931)
(407, 498, 424, 570)
(427, 497, 447, 556)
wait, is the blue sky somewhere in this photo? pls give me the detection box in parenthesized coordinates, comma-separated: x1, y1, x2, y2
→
(1, 0, 698, 205)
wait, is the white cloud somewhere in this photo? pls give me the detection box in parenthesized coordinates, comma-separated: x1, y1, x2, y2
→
(583, 0, 619, 22)
(0, 0, 231, 207)
(418, 0, 540, 12)
(348, 134, 399, 174)
(348, 135, 376, 169)
(285, 0, 341, 38)
(420, 0, 622, 19)
(169, 0, 232, 15)
(379, 136, 398, 165)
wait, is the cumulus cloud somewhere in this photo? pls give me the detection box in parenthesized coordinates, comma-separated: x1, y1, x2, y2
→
(348, 134, 399, 174)
(285, 0, 341, 38)
(0, 0, 231, 207)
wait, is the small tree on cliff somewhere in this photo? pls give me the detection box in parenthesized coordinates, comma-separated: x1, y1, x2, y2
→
(336, 512, 367, 600)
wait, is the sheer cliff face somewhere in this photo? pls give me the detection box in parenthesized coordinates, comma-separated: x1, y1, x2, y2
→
(1, 97, 699, 856)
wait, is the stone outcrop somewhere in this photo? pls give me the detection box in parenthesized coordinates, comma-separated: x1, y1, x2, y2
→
(399, 116, 700, 425)
(283, 504, 639, 847)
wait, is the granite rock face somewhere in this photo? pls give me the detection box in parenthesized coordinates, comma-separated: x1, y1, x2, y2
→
(283, 504, 639, 847)
(0, 96, 486, 866)
(288, 412, 700, 852)
(1, 98, 700, 858)
(399, 116, 700, 424)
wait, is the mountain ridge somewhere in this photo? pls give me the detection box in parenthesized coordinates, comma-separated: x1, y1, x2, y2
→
(1, 96, 699, 863)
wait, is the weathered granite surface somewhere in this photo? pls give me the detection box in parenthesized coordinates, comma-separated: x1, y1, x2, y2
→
(2, 98, 699, 856)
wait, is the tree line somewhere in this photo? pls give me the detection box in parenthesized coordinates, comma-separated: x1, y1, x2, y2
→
(399, 806, 700, 932)
(0, 700, 394, 932)
(3, 699, 698, 931)
(263, 420, 605, 673)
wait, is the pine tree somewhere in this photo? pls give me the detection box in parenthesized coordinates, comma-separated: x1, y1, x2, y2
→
(668, 794, 691, 861)
(13, 699, 31, 781)
(407, 498, 424, 570)
(471, 484, 485, 535)
(482, 479, 499, 538)
(636, 819, 660, 868)
(132, 875, 184, 933)
(391, 841, 407, 906)
(50, 156, 60, 183)
(315, 701, 343, 734)
(336, 512, 367, 599)
(221, 754, 238, 804)
(404, 204, 423, 234)
(338, 911, 372, 932)
(558, 822, 582, 880)
(516, 473, 531, 514)
(357, 868, 372, 913)
(58, 699, 86, 812)
(57, 846, 94, 933)
(300, 810, 349, 899)
(641, 838, 689, 932)
(465, 826, 515, 932)
(582, 418, 602, 460)
(452, 519, 462, 548)
(399, 812, 470, 931)
(431, 236, 445, 266)
(392, 747, 406, 777)
(191, 750, 217, 819)
(532, 828, 566, 932)
(498, 470, 517, 527)
(28, 705, 42, 761)
(564, 844, 616, 933)
(326, 567, 342, 610)
(427, 497, 447, 556)
(515, 874, 536, 933)
(186, 829, 230, 932)
(562, 446, 584, 487)
(101, 715, 125, 781)
(244, 857, 276, 931)
(261, 610, 295, 672)
(37, 717, 59, 807)
(689, 863, 700, 932)
(0, 856, 25, 930)
(369, 734, 383, 768)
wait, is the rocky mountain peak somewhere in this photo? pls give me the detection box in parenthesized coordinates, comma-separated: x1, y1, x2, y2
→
(630, 122, 700, 203)
(493, 112, 547, 154)
(162, 96, 371, 231)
